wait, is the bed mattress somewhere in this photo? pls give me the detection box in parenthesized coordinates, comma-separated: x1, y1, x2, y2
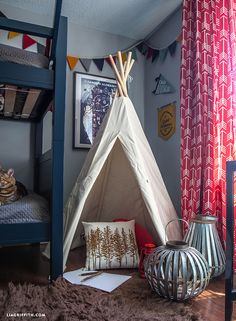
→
(0, 43, 49, 69)
(0, 193, 50, 224)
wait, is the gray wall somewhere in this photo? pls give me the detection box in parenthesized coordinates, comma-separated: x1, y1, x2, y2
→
(144, 7, 182, 215)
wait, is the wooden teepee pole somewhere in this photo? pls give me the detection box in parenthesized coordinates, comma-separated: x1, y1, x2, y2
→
(117, 51, 125, 84)
(109, 51, 134, 97)
(124, 52, 132, 81)
(109, 55, 127, 96)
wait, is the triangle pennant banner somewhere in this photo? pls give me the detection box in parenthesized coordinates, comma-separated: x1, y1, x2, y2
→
(93, 58, 104, 71)
(106, 56, 117, 67)
(147, 47, 153, 60)
(67, 56, 79, 70)
(112, 55, 117, 64)
(168, 41, 177, 56)
(152, 74, 175, 95)
(142, 44, 149, 56)
(80, 58, 92, 72)
(23, 34, 37, 49)
(136, 43, 144, 54)
(176, 33, 182, 43)
(152, 50, 159, 63)
(131, 48, 137, 61)
(121, 52, 127, 63)
(159, 48, 168, 63)
(137, 43, 149, 56)
(105, 57, 112, 68)
(8, 31, 20, 40)
(37, 42, 46, 55)
(66, 38, 179, 72)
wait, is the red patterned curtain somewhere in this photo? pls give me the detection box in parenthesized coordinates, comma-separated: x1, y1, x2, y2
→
(180, 0, 236, 248)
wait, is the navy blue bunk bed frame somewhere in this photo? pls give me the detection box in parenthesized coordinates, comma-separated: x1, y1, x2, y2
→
(225, 160, 236, 321)
(0, 1, 67, 281)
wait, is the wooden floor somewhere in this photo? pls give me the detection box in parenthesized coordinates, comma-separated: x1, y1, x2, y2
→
(0, 244, 235, 321)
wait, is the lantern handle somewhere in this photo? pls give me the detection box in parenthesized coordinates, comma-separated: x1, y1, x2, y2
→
(165, 218, 189, 244)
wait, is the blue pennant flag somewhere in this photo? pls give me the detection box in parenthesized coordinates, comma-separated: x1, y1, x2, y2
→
(168, 41, 177, 56)
(159, 49, 168, 63)
(93, 59, 104, 71)
(152, 50, 159, 63)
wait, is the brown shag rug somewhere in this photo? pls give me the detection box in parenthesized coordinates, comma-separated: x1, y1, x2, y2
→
(0, 272, 205, 321)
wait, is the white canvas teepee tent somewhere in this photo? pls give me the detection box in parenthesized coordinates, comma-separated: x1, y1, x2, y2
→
(63, 52, 181, 268)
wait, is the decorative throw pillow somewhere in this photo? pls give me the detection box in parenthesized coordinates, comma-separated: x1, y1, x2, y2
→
(82, 220, 139, 270)
(112, 218, 155, 253)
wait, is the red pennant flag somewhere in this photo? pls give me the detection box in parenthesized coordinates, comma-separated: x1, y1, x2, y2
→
(105, 55, 117, 68)
(112, 55, 117, 64)
(105, 57, 113, 68)
(23, 34, 36, 49)
(147, 47, 154, 60)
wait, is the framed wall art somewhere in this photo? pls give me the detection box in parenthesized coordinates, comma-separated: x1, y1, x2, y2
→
(73, 72, 117, 148)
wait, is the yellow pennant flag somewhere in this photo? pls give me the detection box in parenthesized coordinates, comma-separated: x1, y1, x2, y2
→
(8, 31, 20, 40)
(67, 56, 79, 71)
(121, 52, 127, 63)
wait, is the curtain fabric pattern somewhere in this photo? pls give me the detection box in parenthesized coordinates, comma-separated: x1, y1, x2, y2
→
(180, 0, 236, 254)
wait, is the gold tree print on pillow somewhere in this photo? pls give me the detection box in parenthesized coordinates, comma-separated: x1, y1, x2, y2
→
(121, 227, 129, 266)
(95, 227, 103, 270)
(83, 221, 139, 270)
(113, 227, 126, 267)
(101, 225, 114, 268)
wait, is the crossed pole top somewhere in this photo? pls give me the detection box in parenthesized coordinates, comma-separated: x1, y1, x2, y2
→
(109, 51, 135, 97)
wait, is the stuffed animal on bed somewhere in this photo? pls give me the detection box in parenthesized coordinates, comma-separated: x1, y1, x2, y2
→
(0, 166, 27, 205)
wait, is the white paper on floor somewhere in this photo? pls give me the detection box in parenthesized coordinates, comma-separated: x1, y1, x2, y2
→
(63, 268, 131, 293)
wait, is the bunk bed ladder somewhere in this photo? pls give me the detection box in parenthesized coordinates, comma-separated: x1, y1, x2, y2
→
(225, 160, 236, 321)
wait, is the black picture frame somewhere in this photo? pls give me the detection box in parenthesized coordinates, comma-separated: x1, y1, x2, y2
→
(73, 72, 117, 149)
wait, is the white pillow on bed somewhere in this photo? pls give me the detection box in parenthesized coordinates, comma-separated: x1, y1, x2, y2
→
(82, 220, 139, 270)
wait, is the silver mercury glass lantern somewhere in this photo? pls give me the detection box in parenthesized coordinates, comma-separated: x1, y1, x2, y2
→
(184, 215, 226, 278)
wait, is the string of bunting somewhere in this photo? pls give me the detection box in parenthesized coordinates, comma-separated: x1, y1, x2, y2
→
(6, 31, 48, 54)
(67, 34, 181, 71)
